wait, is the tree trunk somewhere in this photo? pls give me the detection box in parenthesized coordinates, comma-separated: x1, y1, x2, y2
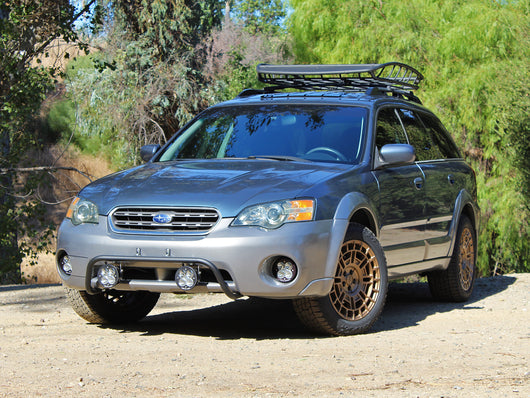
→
(0, 129, 21, 283)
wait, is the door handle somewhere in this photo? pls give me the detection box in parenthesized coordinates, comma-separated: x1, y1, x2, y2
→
(448, 174, 455, 185)
(413, 177, 424, 190)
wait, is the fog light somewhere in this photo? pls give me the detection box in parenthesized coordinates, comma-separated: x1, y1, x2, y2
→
(175, 266, 198, 290)
(272, 258, 297, 283)
(97, 263, 119, 289)
(60, 255, 72, 276)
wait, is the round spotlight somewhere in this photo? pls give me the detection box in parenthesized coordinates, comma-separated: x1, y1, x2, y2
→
(60, 255, 73, 276)
(97, 263, 120, 289)
(272, 258, 297, 283)
(175, 266, 198, 290)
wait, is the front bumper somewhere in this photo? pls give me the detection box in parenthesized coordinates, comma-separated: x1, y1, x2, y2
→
(57, 216, 348, 299)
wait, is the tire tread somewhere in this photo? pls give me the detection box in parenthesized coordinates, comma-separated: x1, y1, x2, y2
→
(64, 285, 159, 324)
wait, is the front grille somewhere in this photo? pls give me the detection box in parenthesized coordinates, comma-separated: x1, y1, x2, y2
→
(110, 207, 220, 234)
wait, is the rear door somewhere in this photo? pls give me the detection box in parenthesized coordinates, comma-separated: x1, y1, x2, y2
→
(398, 109, 462, 259)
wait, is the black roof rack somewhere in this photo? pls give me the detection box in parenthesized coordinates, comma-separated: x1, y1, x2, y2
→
(256, 62, 423, 95)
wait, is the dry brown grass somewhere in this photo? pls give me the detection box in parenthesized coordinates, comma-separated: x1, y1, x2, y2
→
(20, 145, 116, 284)
(31, 38, 96, 72)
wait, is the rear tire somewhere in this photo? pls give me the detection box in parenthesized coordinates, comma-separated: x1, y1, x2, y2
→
(65, 286, 160, 324)
(293, 223, 388, 336)
(428, 215, 477, 302)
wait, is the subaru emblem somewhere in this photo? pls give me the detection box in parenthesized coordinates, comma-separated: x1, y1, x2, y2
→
(153, 213, 172, 224)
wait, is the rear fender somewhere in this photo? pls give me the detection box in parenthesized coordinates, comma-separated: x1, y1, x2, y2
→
(446, 189, 480, 259)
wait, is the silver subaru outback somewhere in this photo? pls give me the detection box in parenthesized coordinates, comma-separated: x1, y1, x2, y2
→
(57, 63, 479, 335)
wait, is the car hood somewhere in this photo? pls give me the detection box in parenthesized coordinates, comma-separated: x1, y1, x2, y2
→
(79, 159, 352, 217)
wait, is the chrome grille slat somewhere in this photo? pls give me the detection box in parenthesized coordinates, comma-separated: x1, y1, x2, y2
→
(110, 207, 220, 233)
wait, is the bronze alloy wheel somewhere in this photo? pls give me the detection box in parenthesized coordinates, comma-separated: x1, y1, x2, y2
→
(329, 239, 381, 321)
(459, 225, 475, 291)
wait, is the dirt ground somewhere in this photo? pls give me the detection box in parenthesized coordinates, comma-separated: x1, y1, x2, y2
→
(1, 274, 528, 398)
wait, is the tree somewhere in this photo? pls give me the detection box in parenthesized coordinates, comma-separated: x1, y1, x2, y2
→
(231, 0, 286, 35)
(0, 0, 95, 282)
(55, 0, 225, 169)
(113, 0, 223, 62)
(202, 0, 291, 100)
(289, 0, 530, 274)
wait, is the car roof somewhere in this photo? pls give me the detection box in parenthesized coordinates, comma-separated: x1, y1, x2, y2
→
(214, 89, 430, 114)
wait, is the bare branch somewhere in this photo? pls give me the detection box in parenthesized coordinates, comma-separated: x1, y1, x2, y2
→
(21, 0, 98, 67)
(0, 166, 94, 183)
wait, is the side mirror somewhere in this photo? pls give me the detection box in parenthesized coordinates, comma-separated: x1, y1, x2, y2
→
(140, 144, 161, 162)
(375, 144, 416, 169)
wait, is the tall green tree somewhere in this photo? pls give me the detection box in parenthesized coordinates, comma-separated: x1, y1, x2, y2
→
(60, 0, 225, 168)
(0, 0, 95, 282)
(231, 0, 286, 35)
(114, 0, 223, 62)
(289, 0, 530, 274)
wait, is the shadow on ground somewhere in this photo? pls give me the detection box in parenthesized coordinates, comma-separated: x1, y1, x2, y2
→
(100, 275, 516, 340)
(0, 283, 60, 293)
(371, 275, 516, 333)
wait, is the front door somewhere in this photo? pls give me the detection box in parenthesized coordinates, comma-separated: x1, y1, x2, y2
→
(373, 165, 426, 266)
(372, 107, 426, 267)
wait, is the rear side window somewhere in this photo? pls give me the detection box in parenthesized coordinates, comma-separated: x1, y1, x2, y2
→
(396, 109, 431, 161)
(375, 108, 408, 148)
(419, 113, 461, 159)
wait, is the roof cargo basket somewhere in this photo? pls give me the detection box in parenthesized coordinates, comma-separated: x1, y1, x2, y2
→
(256, 62, 423, 95)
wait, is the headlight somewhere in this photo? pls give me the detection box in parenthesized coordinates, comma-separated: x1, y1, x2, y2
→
(66, 197, 99, 226)
(232, 199, 314, 229)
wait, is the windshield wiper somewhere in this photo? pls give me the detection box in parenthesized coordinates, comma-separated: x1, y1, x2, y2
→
(247, 155, 310, 162)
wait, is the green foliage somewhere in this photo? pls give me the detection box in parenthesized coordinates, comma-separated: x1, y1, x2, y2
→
(113, 0, 224, 61)
(231, 0, 286, 35)
(203, 1, 291, 102)
(55, 1, 225, 169)
(64, 55, 211, 168)
(0, 0, 95, 282)
(290, 0, 530, 274)
(59, 0, 291, 169)
(47, 99, 75, 139)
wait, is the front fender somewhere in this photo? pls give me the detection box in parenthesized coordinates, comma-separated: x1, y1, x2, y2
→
(307, 192, 379, 295)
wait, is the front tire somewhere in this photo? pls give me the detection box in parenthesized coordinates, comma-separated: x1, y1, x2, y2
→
(65, 286, 160, 324)
(293, 223, 388, 336)
(428, 215, 477, 302)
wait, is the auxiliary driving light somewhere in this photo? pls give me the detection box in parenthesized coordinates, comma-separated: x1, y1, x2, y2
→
(272, 258, 297, 283)
(60, 255, 73, 276)
(97, 263, 120, 289)
(175, 265, 198, 290)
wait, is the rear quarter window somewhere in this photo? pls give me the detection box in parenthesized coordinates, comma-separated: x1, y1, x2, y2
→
(418, 113, 462, 159)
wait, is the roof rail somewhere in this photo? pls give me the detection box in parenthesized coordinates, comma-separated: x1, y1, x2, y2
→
(256, 62, 424, 95)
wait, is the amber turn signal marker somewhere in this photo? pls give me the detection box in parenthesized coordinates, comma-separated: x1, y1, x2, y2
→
(288, 200, 314, 221)
(66, 197, 80, 219)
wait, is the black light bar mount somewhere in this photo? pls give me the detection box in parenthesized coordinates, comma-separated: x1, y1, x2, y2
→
(256, 62, 424, 95)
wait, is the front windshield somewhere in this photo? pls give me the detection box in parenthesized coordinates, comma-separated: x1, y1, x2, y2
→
(158, 104, 367, 164)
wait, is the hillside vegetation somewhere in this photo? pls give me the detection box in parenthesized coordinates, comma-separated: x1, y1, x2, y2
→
(1, 0, 528, 281)
(289, 0, 529, 274)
